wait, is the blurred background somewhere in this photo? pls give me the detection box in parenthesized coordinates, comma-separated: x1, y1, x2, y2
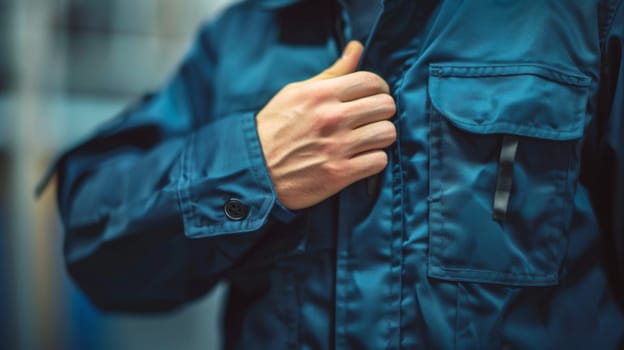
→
(0, 0, 237, 349)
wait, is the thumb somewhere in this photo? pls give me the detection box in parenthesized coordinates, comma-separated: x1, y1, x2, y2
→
(309, 41, 363, 81)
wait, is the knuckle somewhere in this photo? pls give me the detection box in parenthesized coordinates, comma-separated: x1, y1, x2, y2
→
(366, 121, 396, 144)
(337, 102, 356, 119)
(322, 136, 349, 158)
(321, 160, 347, 180)
(380, 94, 397, 115)
(320, 138, 338, 156)
(368, 152, 388, 173)
(305, 82, 334, 105)
(359, 71, 388, 92)
(382, 121, 397, 141)
(358, 152, 387, 178)
(315, 111, 343, 134)
(376, 152, 389, 169)
(379, 149, 389, 162)
(359, 71, 380, 85)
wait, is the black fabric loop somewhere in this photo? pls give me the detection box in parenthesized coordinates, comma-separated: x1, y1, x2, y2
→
(493, 135, 520, 221)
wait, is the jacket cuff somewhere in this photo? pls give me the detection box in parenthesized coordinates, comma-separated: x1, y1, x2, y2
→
(177, 111, 280, 238)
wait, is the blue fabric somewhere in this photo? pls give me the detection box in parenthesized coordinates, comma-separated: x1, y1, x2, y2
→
(342, 0, 382, 42)
(50, 0, 624, 349)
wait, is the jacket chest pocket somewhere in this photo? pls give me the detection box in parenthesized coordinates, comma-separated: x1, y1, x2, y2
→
(426, 64, 590, 286)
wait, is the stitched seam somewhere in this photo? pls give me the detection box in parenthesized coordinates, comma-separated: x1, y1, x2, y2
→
(432, 265, 557, 279)
(390, 58, 412, 350)
(430, 63, 591, 86)
(552, 146, 568, 271)
(428, 89, 444, 271)
(445, 119, 584, 138)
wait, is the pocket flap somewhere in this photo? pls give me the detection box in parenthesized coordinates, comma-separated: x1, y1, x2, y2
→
(428, 64, 590, 140)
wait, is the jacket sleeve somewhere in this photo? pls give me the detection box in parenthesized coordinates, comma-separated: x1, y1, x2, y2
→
(52, 22, 300, 312)
(582, 0, 624, 301)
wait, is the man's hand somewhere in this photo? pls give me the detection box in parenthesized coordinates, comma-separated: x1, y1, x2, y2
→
(256, 41, 397, 210)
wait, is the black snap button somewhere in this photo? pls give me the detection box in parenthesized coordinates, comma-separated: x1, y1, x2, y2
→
(224, 199, 249, 221)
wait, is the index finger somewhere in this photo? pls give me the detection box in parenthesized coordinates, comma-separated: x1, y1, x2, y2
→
(328, 71, 390, 102)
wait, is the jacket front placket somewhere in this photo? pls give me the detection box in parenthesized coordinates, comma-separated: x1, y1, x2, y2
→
(333, 1, 440, 348)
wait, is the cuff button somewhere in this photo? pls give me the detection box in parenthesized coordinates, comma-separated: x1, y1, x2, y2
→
(224, 199, 249, 221)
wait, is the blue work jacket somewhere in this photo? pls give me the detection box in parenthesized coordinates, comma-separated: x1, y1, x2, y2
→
(45, 0, 624, 348)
